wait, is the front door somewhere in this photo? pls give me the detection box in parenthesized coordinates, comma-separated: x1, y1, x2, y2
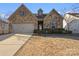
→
(38, 21, 43, 30)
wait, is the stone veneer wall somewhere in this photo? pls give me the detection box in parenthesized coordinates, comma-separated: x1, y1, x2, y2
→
(44, 9, 63, 29)
(8, 5, 38, 33)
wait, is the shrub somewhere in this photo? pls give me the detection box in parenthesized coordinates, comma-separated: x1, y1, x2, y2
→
(34, 28, 72, 34)
(34, 30, 38, 33)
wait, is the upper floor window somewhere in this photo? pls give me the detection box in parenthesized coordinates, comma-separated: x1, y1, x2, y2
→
(54, 16, 57, 20)
(19, 11, 25, 16)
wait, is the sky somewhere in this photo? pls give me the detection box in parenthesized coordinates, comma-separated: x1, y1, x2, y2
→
(0, 3, 79, 19)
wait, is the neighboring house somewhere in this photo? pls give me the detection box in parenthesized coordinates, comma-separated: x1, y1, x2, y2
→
(0, 20, 3, 34)
(2, 21, 9, 34)
(8, 4, 63, 33)
(0, 19, 9, 34)
(63, 13, 79, 33)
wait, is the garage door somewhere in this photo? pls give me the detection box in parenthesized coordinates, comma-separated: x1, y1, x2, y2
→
(12, 24, 34, 34)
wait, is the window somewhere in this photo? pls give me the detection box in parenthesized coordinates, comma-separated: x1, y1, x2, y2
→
(19, 11, 25, 16)
(54, 17, 57, 20)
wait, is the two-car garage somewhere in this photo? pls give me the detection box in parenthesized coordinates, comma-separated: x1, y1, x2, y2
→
(12, 24, 34, 34)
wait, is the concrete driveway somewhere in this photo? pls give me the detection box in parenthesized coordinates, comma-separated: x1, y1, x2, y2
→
(0, 33, 32, 56)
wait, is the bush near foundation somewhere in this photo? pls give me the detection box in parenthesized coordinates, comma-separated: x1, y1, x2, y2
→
(52, 28, 72, 34)
(34, 28, 72, 34)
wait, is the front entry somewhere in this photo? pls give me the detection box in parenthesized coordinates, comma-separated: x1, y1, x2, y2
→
(38, 21, 43, 30)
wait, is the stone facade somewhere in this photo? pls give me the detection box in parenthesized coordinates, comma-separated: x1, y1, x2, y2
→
(8, 4, 63, 33)
(9, 5, 37, 24)
(8, 4, 38, 33)
(44, 9, 63, 29)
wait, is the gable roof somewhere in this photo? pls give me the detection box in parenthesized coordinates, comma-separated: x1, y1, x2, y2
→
(44, 9, 63, 20)
(8, 4, 37, 22)
(64, 13, 79, 24)
(67, 13, 79, 17)
(0, 18, 8, 24)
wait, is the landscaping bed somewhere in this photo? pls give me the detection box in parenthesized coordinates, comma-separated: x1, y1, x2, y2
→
(34, 28, 72, 34)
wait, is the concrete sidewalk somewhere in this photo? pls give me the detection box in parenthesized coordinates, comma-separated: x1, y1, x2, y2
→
(0, 33, 32, 56)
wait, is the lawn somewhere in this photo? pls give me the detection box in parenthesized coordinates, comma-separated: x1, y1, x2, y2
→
(15, 34, 79, 56)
